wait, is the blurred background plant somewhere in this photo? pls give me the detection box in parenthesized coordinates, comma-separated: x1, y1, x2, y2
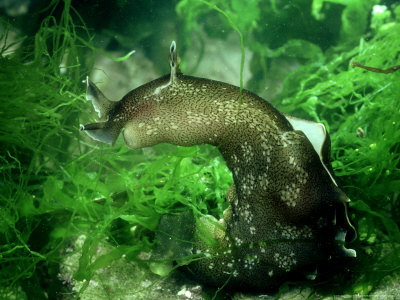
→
(0, 0, 399, 299)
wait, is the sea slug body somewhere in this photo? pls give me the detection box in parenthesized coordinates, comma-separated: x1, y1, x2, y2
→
(80, 41, 356, 291)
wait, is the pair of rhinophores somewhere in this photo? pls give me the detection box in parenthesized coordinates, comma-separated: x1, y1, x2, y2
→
(80, 41, 356, 291)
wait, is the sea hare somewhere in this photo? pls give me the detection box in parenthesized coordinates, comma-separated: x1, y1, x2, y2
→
(80, 41, 356, 291)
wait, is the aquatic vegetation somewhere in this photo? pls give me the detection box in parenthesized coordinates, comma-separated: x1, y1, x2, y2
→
(0, 3, 231, 297)
(0, 0, 399, 298)
(0, 2, 93, 298)
(276, 6, 400, 295)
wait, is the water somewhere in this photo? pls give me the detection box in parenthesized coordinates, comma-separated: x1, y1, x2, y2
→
(1, 1, 399, 299)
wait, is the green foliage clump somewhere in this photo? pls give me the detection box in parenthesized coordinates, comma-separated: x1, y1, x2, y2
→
(312, 0, 380, 42)
(277, 8, 400, 296)
(0, 1, 94, 297)
(1, 0, 400, 298)
(0, 2, 232, 297)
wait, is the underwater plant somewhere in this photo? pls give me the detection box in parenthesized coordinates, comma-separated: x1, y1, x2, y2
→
(0, 1, 137, 298)
(1, 0, 399, 298)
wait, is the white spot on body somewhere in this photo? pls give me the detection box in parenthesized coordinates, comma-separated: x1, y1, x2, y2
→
(249, 226, 256, 235)
(234, 237, 243, 246)
(275, 222, 313, 239)
(258, 173, 269, 191)
(280, 183, 299, 207)
(273, 252, 297, 272)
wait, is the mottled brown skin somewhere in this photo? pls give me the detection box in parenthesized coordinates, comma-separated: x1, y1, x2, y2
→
(81, 43, 355, 291)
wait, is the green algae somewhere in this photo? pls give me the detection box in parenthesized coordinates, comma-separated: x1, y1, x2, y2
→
(0, 0, 399, 299)
(277, 18, 400, 297)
